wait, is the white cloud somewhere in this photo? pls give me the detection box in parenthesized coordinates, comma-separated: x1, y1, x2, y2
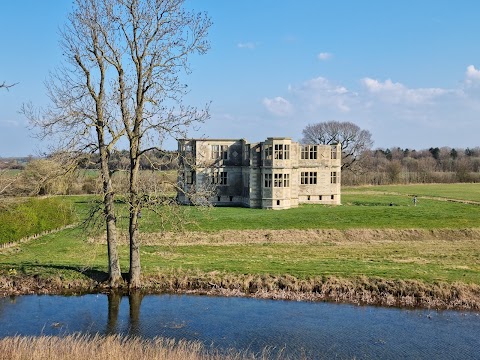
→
(237, 42, 257, 50)
(256, 68, 480, 149)
(317, 52, 333, 61)
(361, 77, 447, 104)
(465, 65, 480, 84)
(262, 96, 293, 116)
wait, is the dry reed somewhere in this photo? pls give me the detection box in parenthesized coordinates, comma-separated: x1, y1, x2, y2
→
(0, 334, 285, 360)
(2, 270, 480, 310)
(144, 270, 480, 310)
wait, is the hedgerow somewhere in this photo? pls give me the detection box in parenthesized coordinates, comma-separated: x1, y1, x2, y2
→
(0, 197, 75, 244)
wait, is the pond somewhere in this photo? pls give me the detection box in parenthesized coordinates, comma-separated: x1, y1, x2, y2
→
(0, 294, 479, 359)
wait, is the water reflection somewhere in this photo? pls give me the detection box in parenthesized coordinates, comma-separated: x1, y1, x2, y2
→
(106, 292, 121, 334)
(0, 294, 479, 359)
(128, 291, 143, 336)
(105, 291, 144, 336)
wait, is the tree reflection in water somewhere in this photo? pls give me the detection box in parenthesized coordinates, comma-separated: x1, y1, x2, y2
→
(128, 291, 143, 336)
(106, 292, 121, 334)
(106, 291, 144, 336)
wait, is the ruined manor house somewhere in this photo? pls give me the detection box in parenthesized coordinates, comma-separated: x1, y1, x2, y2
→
(177, 137, 341, 210)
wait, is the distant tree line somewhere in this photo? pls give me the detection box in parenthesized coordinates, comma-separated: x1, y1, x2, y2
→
(0, 155, 179, 197)
(77, 149, 180, 171)
(343, 146, 480, 185)
(1, 149, 179, 172)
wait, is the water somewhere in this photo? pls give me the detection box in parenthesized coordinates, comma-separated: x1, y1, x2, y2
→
(0, 294, 479, 359)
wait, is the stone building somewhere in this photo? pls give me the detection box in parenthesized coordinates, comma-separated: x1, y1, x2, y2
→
(177, 137, 341, 209)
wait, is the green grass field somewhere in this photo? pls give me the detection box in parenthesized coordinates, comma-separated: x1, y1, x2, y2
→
(344, 183, 480, 202)
(1, 184, 479, 286)
(136, 190, 480, 231)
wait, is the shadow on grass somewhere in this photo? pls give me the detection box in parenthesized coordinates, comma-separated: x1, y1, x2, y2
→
(2, 262, 114, 283)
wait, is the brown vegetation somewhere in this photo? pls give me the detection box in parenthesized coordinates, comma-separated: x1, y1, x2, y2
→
(2, 270, 479, 311)
(87, 228, 480, 246)
(0, 334, 273, 360)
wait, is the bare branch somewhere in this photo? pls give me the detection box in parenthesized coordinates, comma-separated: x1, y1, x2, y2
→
(0, 81, 18, 90)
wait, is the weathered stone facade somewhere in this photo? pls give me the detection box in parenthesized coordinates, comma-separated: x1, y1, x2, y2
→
(177, 137, 341, 209)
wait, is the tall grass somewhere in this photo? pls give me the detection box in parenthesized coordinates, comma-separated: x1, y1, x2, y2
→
(0, 334, 282, 360)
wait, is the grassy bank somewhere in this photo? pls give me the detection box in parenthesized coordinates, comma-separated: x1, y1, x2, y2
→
(1, 184, 479, 309)
(0, 334, 272, 360)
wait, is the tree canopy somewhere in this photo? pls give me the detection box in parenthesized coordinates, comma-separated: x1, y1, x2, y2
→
(302, 121, 373, 170)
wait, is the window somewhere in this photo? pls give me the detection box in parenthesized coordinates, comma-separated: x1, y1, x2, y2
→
(220, 172, 227, 185)
(274, 144, 282, 159)
(186, 171, 195, 184)
(331, 145, 338, 159)
(301, 172, 308, 185)
(301, 171, 317, 185)
(264, 144, 273, 160)
(319, 195, 322, 200)
(274, 173, 282, 187)
(264, 173, 272, 187)
(212, 145, 228, 160)
(273, 173, 290, 187)
(274, 144, 290, 160)
(277, 200, 280, 206)
(212, 171, 227, 185)
(331, 195, 335, 200)
(301, 145, 317, 160)
(331, 171, 337, 184)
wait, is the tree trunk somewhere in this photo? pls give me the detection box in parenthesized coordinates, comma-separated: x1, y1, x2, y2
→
(105, 186, 122, 286)
(99, 137, 122, 287)
(128, 210, 141, 288)
(128, 151, 141, 289)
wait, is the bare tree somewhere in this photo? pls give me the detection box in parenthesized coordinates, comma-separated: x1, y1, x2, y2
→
(302, 121, 373, 171)
(51, 0, 211, 288)
(99, 0, 211, 288)
(26, 0, 211, 288)
(23, 0, 125, 287)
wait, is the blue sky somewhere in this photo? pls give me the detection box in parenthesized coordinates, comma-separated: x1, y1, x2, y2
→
(1, 0, 480, 157)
